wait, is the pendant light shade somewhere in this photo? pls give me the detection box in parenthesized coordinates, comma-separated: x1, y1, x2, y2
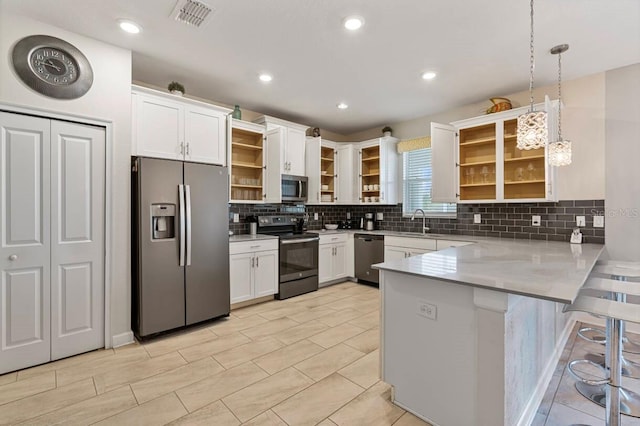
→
(516, 0, 548, 150)
(548, 43, 572, 166)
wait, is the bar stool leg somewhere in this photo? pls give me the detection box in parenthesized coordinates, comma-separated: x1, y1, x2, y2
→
(607, 316, 622, 426)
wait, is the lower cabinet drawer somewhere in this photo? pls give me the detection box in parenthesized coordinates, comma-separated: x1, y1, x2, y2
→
(230, 239, 278, 255)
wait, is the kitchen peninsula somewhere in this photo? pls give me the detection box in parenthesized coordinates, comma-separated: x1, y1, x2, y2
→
(375, 238, 604, 426)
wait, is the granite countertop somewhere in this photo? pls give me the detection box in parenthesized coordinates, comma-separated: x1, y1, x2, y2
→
(229, 234, 279, 242)
(374, 238, 605, 304)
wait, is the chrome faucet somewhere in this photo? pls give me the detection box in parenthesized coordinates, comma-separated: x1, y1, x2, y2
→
(411, 208, 430, 234)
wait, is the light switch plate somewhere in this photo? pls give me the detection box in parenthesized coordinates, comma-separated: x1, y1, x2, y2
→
(314, 213, 319, 220)
(474, 214, 481, 224)
(576, 216, 586, 227)
(593, 215, 604, 228)
(233, 213, 239, 223)
(532, 215, 541, 226)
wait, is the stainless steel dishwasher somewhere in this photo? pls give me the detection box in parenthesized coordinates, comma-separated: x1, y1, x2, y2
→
(355, 234, 384, 285)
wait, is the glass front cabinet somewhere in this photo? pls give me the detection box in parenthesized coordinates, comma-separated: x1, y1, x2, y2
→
(431, 99, 558, 203)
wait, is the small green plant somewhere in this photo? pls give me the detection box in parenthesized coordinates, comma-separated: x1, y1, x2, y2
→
(168, 81, 185, 94)
(382, 126, 392, 134)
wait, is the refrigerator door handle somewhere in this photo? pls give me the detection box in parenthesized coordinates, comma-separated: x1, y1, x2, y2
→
(179, 184, 186, 266)
(185, 184, 192, 266)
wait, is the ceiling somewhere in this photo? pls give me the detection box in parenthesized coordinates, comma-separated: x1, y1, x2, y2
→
(4, 0, 640, 134)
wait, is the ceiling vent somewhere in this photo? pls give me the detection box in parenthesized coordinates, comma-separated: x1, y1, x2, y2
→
(171, 0, 213, 28)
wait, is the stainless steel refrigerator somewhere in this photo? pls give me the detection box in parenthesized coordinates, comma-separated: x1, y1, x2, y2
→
(132, 157, 230, 338)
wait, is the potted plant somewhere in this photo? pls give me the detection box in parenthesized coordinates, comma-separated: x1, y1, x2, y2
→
(382, 126, 392, 137)
(168, 81, 185, 96)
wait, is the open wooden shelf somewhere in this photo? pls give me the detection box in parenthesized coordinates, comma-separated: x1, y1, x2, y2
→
(459, 160, 496, 167)
(321, 157, 334, 162)
(231, 142, 262, 151)
(459, 136, 496, 146)
(460, 183, 496, 188)
(361, 156, 380, 162)
(504, 155, 545, 163)
(231, 184, 262, 189)
(231, 162, 263, 169)
(362, 173, 380, 177)
(504, 179, 545, 185)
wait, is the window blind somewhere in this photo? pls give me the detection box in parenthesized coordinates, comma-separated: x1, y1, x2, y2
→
(402, 148, 457, 217)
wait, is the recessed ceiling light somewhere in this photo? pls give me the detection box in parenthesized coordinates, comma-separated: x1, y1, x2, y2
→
(337, 102, 349, 110)
(343, 16, 364, 31)
(119, 20, 141, 34)
(259, 74, 273, 82)
(421, 71, 437, 80)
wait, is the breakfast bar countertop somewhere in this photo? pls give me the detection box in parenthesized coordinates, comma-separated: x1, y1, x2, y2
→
(374, 238, 605, 304)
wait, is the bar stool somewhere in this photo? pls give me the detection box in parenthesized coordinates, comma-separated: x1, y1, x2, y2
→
(565, 275, 640, 426)
(575, 262, 640, 398)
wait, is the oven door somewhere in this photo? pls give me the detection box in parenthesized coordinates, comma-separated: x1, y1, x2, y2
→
(279, 237, 318, 282)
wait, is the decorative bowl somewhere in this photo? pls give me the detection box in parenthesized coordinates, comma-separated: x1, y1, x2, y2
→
(324, 224, 338, 230)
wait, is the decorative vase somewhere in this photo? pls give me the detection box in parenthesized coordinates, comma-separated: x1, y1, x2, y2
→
(170, 90, 183, 96)
(232, 105, 242, 120)
(383, 131, 391, 137)
(486, 97, 512, 114)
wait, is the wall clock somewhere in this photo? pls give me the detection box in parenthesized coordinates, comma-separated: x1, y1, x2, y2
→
(11, 35, 94, 99)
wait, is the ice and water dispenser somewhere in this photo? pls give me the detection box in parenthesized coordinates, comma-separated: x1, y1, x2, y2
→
(151, 204, 175, 240)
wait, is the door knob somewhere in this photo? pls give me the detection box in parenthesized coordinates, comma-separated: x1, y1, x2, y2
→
(8, 254, 18, 261)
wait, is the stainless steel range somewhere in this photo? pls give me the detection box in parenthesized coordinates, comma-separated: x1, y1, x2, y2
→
(257, 215, 319, 299)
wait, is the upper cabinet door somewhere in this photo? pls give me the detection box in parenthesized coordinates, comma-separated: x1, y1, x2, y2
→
(265, 128, 282, 203)
(430, 122, 458, 203)
(134, 94, 183, 161)
(184, 105, 226, 166)
(286, 127, 306, 176)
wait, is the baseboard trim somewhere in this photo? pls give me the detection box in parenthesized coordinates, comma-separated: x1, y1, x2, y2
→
(516, 315, 576, 426)
(111, 331, 135, 348)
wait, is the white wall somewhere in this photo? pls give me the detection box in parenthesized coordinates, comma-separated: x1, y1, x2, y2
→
(604, 63, 640, 261)
(348, 73, 607, 200)
(0, 10, 133, 345)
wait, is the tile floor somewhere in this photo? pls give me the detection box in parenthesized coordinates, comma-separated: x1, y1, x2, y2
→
(2, 281, 638, 425)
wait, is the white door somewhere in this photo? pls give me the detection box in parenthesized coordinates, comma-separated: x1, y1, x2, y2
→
(287, 128, 306, 176)
(265, 129, 282, 203)
(135, 94, 183, 160)
(430, 122, 458, 203)
(333, 243, 348, 280)
(336, 145, 356, 204)
(230, 253, 253, 304)
(0, 112, 51, 374)
(50, 121, 105, 360)
(318, 245, 334, 283)
(254, 251, 278, 298)
(185, 105, 226, 166)
(384, 246, 407, 262)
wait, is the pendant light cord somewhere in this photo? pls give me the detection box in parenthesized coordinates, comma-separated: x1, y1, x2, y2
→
(528, 0, 535, 112)
(557, 51, 562, 140)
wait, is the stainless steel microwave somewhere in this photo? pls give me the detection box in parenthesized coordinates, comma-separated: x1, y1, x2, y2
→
(281, 174, 308, 203)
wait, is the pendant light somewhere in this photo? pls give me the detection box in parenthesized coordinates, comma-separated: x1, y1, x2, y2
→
(548, 44, 572, 166)
(516, 0, 548, 150)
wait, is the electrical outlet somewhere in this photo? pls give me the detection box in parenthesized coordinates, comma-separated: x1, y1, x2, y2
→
(417, 300, 437, 320)
(532, 215, 541, 226)
(474, 214, 481, 224)
(376, 212, 384, 221)
(576, 216, 586, 227)
(593, 215, 604, 228)
(346, 212, 351, 220)
(233, 213, 239, 223)
(314, 213, 319, 220)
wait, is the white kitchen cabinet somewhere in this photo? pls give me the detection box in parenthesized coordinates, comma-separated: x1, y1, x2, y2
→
(431, 99, 558, 203)
(318, 234, 348, 285)
(254, 115, 308, 176)
(306, 137, 359, 205)
(132, 86, 229, 165)
(229, 239, 278, 304)
(346, 233, 355, 277)
(358, 136, 400, 205)
(384, 236, 436, 262)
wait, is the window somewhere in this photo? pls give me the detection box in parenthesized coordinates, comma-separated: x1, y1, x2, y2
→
(402, 148, 456, 217)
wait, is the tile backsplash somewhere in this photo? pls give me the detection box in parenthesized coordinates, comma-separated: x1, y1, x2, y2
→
(229, 200, 605, 244)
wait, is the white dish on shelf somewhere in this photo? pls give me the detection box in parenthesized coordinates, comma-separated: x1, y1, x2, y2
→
(321, 184, 329, 190)
(325, 224, 338, 230)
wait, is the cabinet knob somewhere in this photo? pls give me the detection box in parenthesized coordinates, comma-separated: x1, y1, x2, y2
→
(8, 254, 18, 261)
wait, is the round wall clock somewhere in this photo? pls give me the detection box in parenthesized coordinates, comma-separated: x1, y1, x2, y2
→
(11, 35, 94, 99)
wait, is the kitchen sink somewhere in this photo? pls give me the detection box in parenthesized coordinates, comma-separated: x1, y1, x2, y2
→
(394, 232, 448, 238)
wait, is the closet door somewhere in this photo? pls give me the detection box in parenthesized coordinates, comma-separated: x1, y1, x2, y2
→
(0, 112, 51, 374)
(50, 121, 105, 360)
